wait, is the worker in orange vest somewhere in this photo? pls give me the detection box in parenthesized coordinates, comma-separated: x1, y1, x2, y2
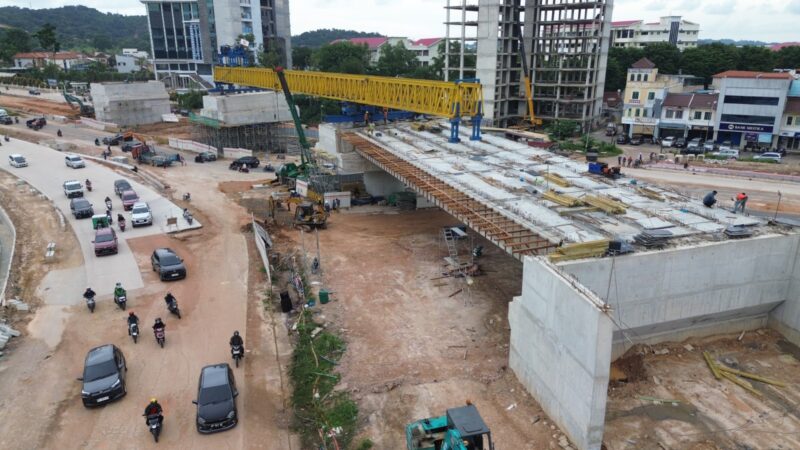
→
(733, 192, 748, 214)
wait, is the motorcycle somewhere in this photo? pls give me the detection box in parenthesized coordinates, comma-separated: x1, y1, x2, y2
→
(144, 414, 162, 442)
(84, 294, 96, 313)
(85, 180, 92, 192)
(94, 138, 100, 146)
(129, 322, 139, 343)
(155, 328, 166, 348)
(114, 294, 127, 311)
(57, 129, 62, 137)
(119, 218, 126, 232)
(231, 344, 243, 368)
(182, 192, 191, 202)
(183, 208, 193, 225)
(105, 199, 112, 211)
(167, 299, 181, 319)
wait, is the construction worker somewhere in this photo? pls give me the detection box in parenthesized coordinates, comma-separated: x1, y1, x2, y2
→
(732, 192, 748, 214)
(703, 190, 718, 208)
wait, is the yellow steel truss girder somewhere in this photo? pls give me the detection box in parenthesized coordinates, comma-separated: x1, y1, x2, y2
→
(213, 67, 483, 119)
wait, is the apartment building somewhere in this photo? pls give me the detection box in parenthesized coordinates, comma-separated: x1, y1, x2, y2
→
(611, 16, 699, 50)
(141, 0, 291, 88)
(332, 37, 443, 66)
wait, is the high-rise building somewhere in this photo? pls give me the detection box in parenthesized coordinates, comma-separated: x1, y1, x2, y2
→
(446, 0, 613, 131)
(141, 0, 291, 89)
(611, 16, 699, 50)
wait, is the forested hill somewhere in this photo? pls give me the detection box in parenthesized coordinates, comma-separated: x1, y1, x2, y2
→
(293, 29, 384, 48)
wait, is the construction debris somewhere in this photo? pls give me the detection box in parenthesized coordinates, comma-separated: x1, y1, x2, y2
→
(549, 240, 609, 262)
(542, 190, 583, 207)
(542, 172, 571, 188)
(703, 350, 785, 396)
(582, 195, 626, 214)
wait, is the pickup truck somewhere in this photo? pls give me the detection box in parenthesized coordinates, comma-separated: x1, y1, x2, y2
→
(26, 117, 46, 130)
(63, 180, 84, 198)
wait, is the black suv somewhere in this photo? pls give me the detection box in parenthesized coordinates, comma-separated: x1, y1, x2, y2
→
(102, 134, 125, 146)
(70, 197, 94, 219)
(0, 116, 12, 125)
(193, 363, 238, 433)
(114, 179, 133, 197)
(79, 344, 127, 407)
(229, 156, 260, 170)
(151, 247, 187, 281)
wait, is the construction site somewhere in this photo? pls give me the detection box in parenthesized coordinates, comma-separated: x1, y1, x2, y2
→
(2, 1, 800, 450)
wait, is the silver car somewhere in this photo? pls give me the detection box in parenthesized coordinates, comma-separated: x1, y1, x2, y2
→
(130, 202, 153, 227)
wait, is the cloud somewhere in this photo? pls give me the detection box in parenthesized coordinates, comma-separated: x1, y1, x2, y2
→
(701, 1, 737, 16)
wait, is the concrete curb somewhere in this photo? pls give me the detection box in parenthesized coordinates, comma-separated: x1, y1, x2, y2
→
(0, 204, 16, 307)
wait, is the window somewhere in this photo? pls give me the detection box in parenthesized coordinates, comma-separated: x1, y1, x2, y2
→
(694, 111, 702, 120)
(788, 116, 794, 126)
(675, 110, 683, 119)
(632, 91, 640, 100)
(665, 109, 674, 119)
(647, 92, 655, 100)
(720, 114, 775, 125)
(630, 74, 635, 81)
(627, 108, 632, 117)
(643, 74, 649, 82)
(635, 108, 641, 117)
(636, 74, 642, 81)
(724, 95, 780, 106)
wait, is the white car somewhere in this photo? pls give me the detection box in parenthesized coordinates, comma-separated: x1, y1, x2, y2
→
(130, 202, 153, 227)
(711, 149, 739, 159)
(65, 154, 86, 169)
(718, 141, 733, 153)
(63, 180, 83, 198)
(703, 141, 717, 152)
(753, 152, 782, 163)
(661, 136, 675, 148)
(8, 154, 28, 168)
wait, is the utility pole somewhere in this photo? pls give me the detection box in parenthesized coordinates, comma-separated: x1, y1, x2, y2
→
(315, 228, 321, 275)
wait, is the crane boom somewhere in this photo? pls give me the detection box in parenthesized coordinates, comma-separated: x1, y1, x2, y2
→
(213, 66, 483, 119)
(274, 66, 311, 168)
(515, 25, 541, 127)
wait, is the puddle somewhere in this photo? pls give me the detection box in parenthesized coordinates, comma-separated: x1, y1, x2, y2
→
(27, 305, 69, 348)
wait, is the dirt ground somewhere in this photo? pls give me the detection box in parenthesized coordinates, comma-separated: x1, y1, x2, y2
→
(0, 92, 78, 118)
(232, 188, 569, 449)
(604, 330, 800, 450)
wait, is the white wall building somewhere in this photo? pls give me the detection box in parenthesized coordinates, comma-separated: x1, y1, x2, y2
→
(122, 48, 149, 59)
(13, 52, 87, 70)
(611, 16, 700, 50)
(114, 54, 144, 74)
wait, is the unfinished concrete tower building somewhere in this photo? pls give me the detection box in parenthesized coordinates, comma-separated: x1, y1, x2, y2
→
(447, 0, 613, 130)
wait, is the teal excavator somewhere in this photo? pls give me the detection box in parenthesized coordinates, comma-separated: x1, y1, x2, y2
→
(406, 404, 495, 450)
(62, 90, 95, 117)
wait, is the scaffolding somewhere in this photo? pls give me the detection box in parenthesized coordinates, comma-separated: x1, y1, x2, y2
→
(192, 121, 302, 155)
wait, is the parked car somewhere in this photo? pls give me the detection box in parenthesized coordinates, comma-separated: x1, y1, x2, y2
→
(151, 248, 187, 281)
(615, 134, 628, 145)
(718, 141, 733, 152)
(121, 190, 139, 211)
(28, 89, 40, 95)
(8, 154, 28, 168)
(703, 141, 718, 152)
(121, 140, 143, 152)
(193, 363, 238, 433)
(63, 180, 84, 198)
(198, 151, 217, 162)
(229, 156, 260, 170)
(753, 152, 782, 163)
(70, 197, 94, 219)
(711, 149, 739, 159)
(65, 154, 86, 169)
(673, 137, 687, 149)
(114, 179, 133, 197)
(605, 123, 617, 136)
(93, 227, 118, 256)
(629, 134, 643, 146)
(660, 136, 675, 148)
(131, 202, 153, 227)
(0, 116, 12, 125)
(79, 344, 127, 407)
(686, 137, 704, 151)
(102, 134, 125, 146)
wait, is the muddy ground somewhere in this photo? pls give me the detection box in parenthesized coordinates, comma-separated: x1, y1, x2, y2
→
(605, 330, 800, 450)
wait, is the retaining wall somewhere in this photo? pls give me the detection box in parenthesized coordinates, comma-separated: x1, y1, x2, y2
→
(509, 257, 613, 450)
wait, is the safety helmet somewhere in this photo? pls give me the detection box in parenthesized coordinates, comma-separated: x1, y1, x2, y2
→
(234, 331, 239, 336)
(155, 317, 162, 323)
(150, 398, 157, 404)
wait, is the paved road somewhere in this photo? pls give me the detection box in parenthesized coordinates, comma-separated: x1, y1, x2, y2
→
(0, 137, 200, 298)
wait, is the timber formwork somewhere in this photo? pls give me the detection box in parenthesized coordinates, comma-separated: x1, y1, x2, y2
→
(342, 133, 559, 260)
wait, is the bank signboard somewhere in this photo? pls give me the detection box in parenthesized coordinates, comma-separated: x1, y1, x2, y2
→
(720, 122, 773, 133)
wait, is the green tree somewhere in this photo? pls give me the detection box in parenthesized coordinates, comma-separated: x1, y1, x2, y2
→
(311, 42, 370, 74)
(258, 46, 282, 68)
(177, 90, 207, 109)
(735, 46, 776, 72)
(375, 42, 418, 77)
(0, 28, 33, 64)
(681, 43, 738, 85)
(90, 34, 113, 52)
(550, 120, 579, 140)
(33, 23, 60, 58)
(775, 46, 800, 70)
(604, 47, 645, 92)
(293, 46, 313, 70)
(643, 42, 681, 74)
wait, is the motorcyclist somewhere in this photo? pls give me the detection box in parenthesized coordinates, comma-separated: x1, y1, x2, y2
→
(85, 179, 92, 191)
(143, 398, 163, 425)
(230, 331, 244, 355)
(57, 129, 62, 137)
(153, 318, 165, 334)
(127, 311, 139, 334)
(94, 138, 100, 146)
(114, 282, 126, 300)
(83, 287, 96, 300)
(105, 196, 112, 210)
(165, 292, 177, 309)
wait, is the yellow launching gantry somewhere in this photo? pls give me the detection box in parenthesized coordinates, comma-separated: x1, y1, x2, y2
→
(213, 66, 485, 143)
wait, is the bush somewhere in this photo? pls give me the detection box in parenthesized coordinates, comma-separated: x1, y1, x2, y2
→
(177, 90, 207, 110)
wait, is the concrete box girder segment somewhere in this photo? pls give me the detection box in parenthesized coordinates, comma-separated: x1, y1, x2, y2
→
(341, 133, 559, 260)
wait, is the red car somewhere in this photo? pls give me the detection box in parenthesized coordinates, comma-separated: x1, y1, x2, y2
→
(121, 190, 139, 211)
(93, 227, 118, 256)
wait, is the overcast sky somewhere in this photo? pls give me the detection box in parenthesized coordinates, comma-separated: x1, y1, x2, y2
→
(3, 0, 799, 43)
